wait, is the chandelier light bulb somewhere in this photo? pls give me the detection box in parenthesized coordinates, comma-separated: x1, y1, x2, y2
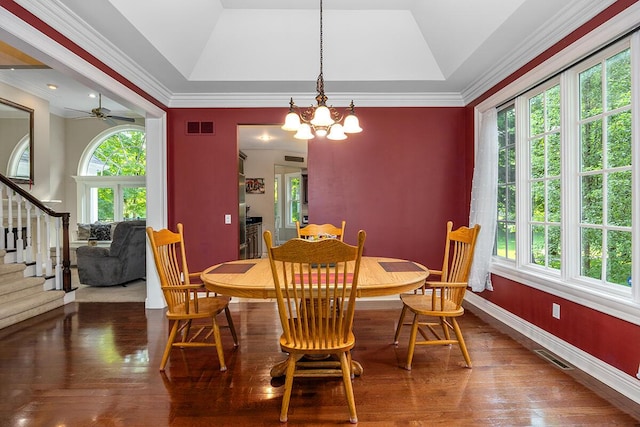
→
(343, 114, 362, 134)
(282, 111, 301, 131)
(327, 124, 347, 140)
(294, 123, 315, 140)
(310, 105, 334, 127)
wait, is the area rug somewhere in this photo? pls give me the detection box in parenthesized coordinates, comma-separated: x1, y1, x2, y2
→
(72, 268, 146, 302)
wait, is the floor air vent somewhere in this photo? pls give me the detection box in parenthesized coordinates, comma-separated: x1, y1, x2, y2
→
(534, 349, 574, 370)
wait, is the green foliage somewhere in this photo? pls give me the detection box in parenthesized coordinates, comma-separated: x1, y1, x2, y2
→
(91, 131, 146, 176)
(91, 130, 146, 222)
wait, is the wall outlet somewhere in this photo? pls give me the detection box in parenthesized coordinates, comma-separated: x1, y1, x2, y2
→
(552, 303, 560, 319)
(224, 214, 231, 224)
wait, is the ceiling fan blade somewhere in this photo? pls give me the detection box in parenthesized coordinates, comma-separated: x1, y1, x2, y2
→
(108, 115, 136, 122)
(65, 107, 92, 114)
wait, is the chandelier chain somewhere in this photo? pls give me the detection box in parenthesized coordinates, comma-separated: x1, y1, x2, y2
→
(316, 0, 326, 105)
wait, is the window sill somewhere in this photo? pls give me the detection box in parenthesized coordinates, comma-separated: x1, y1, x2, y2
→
(490, 260, 640, 327)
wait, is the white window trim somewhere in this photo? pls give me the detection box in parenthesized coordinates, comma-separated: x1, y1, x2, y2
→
(72, 175, 146, 223)
(475, 6, 640, 326)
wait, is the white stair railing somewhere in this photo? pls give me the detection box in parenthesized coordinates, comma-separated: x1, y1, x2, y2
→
(0, 180, 71, 292)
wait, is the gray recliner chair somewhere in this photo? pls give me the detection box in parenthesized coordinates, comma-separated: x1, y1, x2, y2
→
(77, 220, 146, 287)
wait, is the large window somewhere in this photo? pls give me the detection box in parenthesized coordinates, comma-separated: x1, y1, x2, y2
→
(493, 38, 635, 302)
(75, 126, 146, 223)
(578, 47, 632, 288)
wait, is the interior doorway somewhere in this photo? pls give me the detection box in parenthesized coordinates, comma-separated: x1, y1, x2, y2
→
(237, 125, 307, 251)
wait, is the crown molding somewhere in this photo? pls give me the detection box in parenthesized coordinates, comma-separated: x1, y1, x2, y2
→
(168, 92, 465, 108)
(461, 0, 617, 104)
(14, 0, 173, 108)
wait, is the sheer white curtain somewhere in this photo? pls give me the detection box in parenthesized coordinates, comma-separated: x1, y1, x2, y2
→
(468, 108, 498, 292)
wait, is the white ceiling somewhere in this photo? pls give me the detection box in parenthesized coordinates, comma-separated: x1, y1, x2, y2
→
(0, 0, 617, 146)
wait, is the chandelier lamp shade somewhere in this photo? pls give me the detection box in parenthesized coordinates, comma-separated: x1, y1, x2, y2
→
(282, 0, 362, 141)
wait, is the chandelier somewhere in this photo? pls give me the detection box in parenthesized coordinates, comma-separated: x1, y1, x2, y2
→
(281, 0, 362, 141)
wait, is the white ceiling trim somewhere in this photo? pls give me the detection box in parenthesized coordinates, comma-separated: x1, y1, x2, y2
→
(475, 2, 640, 113)
(14, 0, 174, 107)
(1, 4, 165, 117)
(168, 92, 465, 108)
(461, 0, 617, 104)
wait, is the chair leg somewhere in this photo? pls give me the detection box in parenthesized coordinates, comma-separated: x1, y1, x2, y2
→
(160, 319, 180, 371)
(211, 317, 227, 371)
(394, 304, 408, 345)
(280, 354, 297, 423)
(452, 318, 472, 368)
(440, 316, 451, 341)
(339, 351, 358, 424)
(224, 306, 239, 347)
(405, 314, 419, 370)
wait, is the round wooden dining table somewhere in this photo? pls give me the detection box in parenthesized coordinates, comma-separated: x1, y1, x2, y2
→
(201, 256, 429, 376)
(201, 256, 429, 299)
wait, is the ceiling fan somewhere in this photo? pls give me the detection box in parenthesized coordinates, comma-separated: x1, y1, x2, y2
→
(67, 93, 135, 123)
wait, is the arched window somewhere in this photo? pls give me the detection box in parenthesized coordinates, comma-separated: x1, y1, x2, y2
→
(74, 125, 146, 223)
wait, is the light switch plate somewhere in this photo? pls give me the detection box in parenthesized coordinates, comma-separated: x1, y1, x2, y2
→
(224, 214, 231, 224)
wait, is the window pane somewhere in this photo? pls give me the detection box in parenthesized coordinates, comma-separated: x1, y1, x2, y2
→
(581, 228, 602, 280)
(547, 133, 561, 176)
(548, 179, 561, 222)
(96, 187, 114, 222)
(531, 181, 545, 222)
(498, 149, 506, 184)
(507, 185, 516, 221)
(508, 147, 516, 183)
(606, 49, 631, 111)
(123, 187, 146, 220)
(581, 119, 602, 171)
(548, 226, 561, 270)
(581, 175, 603, 224)
(580, 63, 602, 119)
(607, 111, 631, 168)
(531, 138, 544, 178)
(89, 130, 146, 176)
(529, 94, 544, 136)
(506, 108, 516, 145)
(497, 187, 507, 221)
(506, 224, 516, 260)
(495, 221, 506, 256)
(607, 170, 631, 227)
(546, 85, 561, 130)
(531, 225, 545, 265)
(607, 230, 631, 286)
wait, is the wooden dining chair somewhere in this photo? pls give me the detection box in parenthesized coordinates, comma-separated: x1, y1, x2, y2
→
(146, 223, 238, 372)
(264, 229, 366, 424)
(296, 220, 346, 241)
(393, 221, 480, 370)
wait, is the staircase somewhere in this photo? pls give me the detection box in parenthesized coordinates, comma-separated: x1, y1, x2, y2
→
(0, 249, 65, 330)
(0, 174, 72, 330)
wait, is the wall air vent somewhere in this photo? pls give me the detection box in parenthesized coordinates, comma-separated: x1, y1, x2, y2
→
(186, 121, 215, 135)
(284, 155, 304, 162)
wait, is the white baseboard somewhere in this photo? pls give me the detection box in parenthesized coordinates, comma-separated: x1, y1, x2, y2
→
(465, 292, 640, 405)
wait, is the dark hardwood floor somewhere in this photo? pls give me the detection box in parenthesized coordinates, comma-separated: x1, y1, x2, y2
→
(0, 300, 638, 426)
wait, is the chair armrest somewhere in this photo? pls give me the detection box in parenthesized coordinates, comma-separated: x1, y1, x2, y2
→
(76, 246, 111, 258)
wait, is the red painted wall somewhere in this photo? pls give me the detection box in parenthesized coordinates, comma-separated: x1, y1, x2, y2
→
(167, 107, 470, 272)
(466, 0, 640, 378)
(479, 276, 640, 376)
